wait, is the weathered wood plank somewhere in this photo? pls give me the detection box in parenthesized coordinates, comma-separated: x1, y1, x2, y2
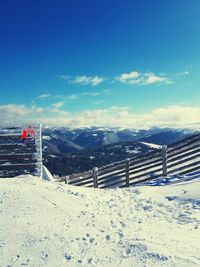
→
(129, 150, 161, 165)
(0, 144, 36, 154)
(98, 162, 126, 176)
(168, 147, 200, 163)
(0, 134, 21, 142)
(68, 179, 94, 187)
(129, 162, 162, 177)
(168, 142, 199, 157)
(168, 136, 200, 154)
(174, 165, 200, 176)
(98, 172, 126, 185)
(0, 153, 37, 164)
(129, 173, 162, 186)
(98, 168, 126, 180)
(67, 174, 93, 184)
(129, 159, 162, 173)
(129, 154, 162, 168)
(0, 163, 37, 170)
(100, 178, 126, 189)
(129, 167, 163, 181)
(168, 152, 200, 170)
(68, 170, 93, 180)
(168, 160, 200, 174)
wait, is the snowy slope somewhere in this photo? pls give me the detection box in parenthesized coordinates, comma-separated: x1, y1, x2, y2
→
(0, 175, 199, 267)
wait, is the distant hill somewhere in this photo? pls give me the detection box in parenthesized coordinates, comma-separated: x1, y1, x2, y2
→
(43, 141, 159, 176)
(140, 131, 191, 145)
(43, 135, 83, 154)
(42, 126, 192, 154)
(73, 130, 120, 148)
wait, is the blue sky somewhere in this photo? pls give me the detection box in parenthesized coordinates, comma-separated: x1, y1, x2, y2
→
(0, 0, 200, 128)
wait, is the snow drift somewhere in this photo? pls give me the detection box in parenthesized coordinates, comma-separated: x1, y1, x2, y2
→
(0, 174, 199, 266)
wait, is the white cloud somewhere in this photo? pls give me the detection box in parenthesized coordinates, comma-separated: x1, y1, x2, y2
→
(1, 104, 200, 130)
(51, 101, 65, 109)
(176, 71, 189, 76)
(71, 105, 199, 129)
(94, 100, 105, 105)
(57, 70, 186, 88)
(117, 71, 172, 85)
(90, 92, 101, 96)
(57, 73, 104, 86)
(57, 75, 70, 81)
(117, 71, 140, 83)
(64, 90, 111, 101)
(66, 94, 79, 100)
(0, 104, 70, 125)
(72, 75, 104, 86)
(144, 72, 173, 85)
(37, 93, 66, 101)
(82, 89, 111, 97)
(0, 104, 28, 118)
(36, 90, 111, 104)
(38, 94, 51, 99)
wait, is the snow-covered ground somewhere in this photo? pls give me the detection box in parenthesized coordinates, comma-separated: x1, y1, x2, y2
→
(0, 174, 199, 266)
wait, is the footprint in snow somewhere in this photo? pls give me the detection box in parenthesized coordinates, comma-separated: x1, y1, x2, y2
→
(41, 252, 48, 261)
(166, 196, 177, 201)
(105, 235, 110, 241)
(119, 221, 126, 228)
(20, 259, 30, 266)
(89, 237, 95, 243)
(64, 253, 72, 261)
(87, 257, 93, 264)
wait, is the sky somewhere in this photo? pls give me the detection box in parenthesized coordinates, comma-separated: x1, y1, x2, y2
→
(0, 0, 200, 128)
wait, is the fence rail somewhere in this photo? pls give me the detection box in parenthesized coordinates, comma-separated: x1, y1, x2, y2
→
(66, 133, 200, 188)
(0, 124, 43, 178)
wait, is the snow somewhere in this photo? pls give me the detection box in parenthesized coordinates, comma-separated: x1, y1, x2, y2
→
(125, 146, 141, 154)
(140, 141, 162, 149)
(42, 135, 51, 140)
(0, 175, 199, 266)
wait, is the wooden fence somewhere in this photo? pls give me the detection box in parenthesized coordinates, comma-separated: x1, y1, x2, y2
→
(65, 133, 200, 188)
(0, 124, 43, 178)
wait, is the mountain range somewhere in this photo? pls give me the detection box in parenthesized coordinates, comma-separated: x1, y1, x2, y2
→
(42, 127, 194, 176)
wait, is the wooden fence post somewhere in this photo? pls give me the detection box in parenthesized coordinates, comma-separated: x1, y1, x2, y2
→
(93, 167, 98, 188)
(162, 145, 168, 177)
(125, 159, 130, 187)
